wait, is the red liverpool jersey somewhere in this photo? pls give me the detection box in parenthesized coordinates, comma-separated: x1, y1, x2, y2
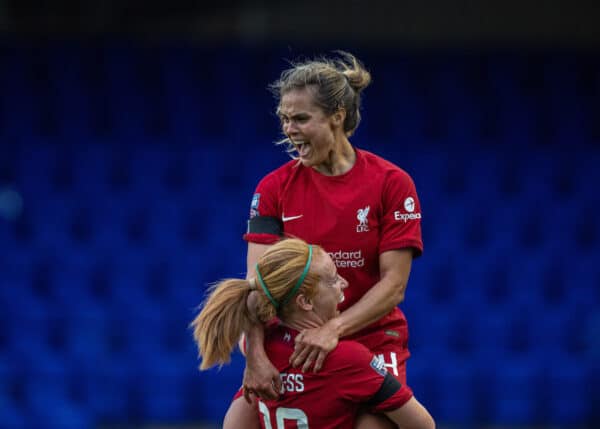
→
(258, 325, 413, 429)
(244, 148, 423, 334)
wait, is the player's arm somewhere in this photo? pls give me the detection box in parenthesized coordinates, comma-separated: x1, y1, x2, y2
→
(329, 343, 434, 429)
(329, 248, 412, 337)
(290, 249, 412, 371)
(241, 242, 281, 401)
(246, 242, 271, 278)
(384, 397, 435, 429)
(358, 349, 434, 429)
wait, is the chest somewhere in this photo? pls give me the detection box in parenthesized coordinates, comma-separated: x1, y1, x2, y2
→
(279, 176, 383, 253)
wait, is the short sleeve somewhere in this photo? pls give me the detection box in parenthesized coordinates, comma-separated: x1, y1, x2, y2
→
(243, 172, 282, 244)
(379, 169, 423, 257)
(329, 342, 412, 411)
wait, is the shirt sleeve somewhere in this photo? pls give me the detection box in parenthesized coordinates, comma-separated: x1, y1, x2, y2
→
(243, 172, 282, 244)
(379, 169, 424, 257)
(330, 342, 413, 412)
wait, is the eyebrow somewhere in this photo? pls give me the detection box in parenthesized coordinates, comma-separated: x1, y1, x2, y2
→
(278, 112, 310, 119)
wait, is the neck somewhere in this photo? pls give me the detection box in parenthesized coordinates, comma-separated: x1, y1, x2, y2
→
(282, 310, 326, 332)
(313, 137, 356, 176)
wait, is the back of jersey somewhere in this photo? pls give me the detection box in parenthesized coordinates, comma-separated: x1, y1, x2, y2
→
(259, 326, 388, 429)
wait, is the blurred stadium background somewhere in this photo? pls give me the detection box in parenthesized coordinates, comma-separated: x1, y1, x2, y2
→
(0, 1, 599, 428)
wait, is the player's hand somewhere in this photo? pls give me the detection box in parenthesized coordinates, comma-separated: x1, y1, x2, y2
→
(290, 322, 339, 373)
(242, 357, 281, 403)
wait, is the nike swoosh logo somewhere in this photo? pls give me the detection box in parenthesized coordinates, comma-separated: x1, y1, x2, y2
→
(282, 214, 303, 222)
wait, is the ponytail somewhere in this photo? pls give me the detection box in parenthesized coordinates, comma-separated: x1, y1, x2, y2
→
(190, 278, 253, 370)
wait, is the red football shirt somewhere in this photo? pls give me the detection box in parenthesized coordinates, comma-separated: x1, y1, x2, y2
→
(244, 148, 423, 334)
(258, 325, 413, 429)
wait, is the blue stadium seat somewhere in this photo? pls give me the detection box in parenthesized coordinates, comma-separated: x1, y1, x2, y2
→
(196, 352, 246, 422)
(541, 354, 590, 425)
(25, 374, 92, 429)
(432, 356, 479, 425)
(1, 45, 599, 428)
(137, 370, 189, 422)
(0, 384, 28, 429)
(488, 356, 541, 425)
(77, 360, 132, 423)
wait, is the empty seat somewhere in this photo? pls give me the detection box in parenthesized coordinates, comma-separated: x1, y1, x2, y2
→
(0, 384, 28, 429)
(196, 352, 246, 422)
(431, 356, 479, 425)
(1, 45, 599, 428)
(25, 373, 92, 429)
(541, 355, 590, 425)
(488, 356, 541, 425)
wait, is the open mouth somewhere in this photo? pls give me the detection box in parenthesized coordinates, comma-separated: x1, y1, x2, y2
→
(292, 140, 311, 158)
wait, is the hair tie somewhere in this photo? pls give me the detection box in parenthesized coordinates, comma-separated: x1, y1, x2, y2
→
(248, 278, 257, 290)
(255, 265, 279, 308)
(280, 245, 313, 307)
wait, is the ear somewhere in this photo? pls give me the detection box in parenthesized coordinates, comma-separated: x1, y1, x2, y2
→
(331, 109, 346, 128)
(295, 293, 313, 311)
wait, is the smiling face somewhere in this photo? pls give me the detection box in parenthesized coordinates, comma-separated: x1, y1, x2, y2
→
(278, 87, 343, 169)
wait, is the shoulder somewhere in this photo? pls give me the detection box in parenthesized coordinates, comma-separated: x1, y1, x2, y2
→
(325, 340, 373, 368)
(256, 159, 301, 189)
(321, 341, 390, 385)
(264, 159, 301, 180)
(357, 149, 415, 186)
(264, 326, 295, 365)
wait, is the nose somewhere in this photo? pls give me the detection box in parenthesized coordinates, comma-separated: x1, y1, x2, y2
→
(339, 276, 349, 290)
(284, 120, 298, 137)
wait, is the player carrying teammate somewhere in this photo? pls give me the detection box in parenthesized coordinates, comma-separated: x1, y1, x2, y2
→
(191, 238, 434, 429)
(226, 51, 429, 429)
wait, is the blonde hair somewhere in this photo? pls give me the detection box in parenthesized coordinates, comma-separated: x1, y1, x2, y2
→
(190, 238, 323, 370)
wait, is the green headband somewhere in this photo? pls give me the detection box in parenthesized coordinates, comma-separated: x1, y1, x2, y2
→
(255, 244, 313, 310)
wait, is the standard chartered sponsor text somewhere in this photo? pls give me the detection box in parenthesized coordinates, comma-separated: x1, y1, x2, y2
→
(328, 249, 365, 268)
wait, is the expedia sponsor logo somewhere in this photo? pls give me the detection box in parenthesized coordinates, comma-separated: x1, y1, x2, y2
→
(328, 249, 365, 268)
(394, 211, 422, 223)
(394, 196, 421, 222)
